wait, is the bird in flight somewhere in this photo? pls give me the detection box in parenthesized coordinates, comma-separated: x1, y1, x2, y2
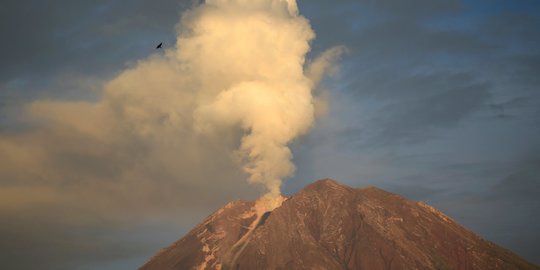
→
(156, 42, 163, 49)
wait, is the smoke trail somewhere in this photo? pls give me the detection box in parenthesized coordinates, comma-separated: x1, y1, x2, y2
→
(189, 0, 344, 209)
(0, 0, 343, 212)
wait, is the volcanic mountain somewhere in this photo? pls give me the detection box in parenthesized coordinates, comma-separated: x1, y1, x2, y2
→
(139, 179, 539, 270)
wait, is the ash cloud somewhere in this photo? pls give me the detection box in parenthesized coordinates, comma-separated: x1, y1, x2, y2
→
(0, 2, 341, 265)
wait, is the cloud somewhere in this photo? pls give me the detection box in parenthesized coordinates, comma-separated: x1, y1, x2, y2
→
(0, 0, 343, 268)
(372, 79, 490, 144)
(0, 0, 343, 209)
(0, 0, 187, 82)
(2, 0, 540, 268)
(287, 0, 540, 264)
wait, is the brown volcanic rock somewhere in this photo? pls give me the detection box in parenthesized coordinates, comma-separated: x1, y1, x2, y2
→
(140, 179, 539, 270)
(139, 199, 257, 270)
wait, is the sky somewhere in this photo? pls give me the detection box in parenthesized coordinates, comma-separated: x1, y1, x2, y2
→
(0, 0, 539, 269)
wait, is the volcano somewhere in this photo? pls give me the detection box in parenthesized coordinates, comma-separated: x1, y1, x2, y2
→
(139, 179, 539, 270)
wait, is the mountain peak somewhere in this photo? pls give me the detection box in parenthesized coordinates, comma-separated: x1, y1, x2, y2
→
(300, 178, 352, 193)
(307, 178, 350, 188)
(140, 180, 539, 270)
(310, 178, 342, 186)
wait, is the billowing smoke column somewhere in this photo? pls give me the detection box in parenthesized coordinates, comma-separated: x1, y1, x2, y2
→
(185, 0, 339, 209)
(0, 0, 343, 212)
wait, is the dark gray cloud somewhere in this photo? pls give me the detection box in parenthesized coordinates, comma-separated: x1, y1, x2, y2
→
(0, 0, 195, 124)
(0, 0, 188, 81)
(346, 73, 491, 145)
(300, 0, 540, 146)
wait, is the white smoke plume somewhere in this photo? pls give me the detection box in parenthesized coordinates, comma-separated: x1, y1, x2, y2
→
(0, 0, 343, 212)
(189, 0, 334, 208)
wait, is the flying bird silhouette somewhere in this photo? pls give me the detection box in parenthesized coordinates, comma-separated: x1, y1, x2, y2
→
(156, 42, 163, 49)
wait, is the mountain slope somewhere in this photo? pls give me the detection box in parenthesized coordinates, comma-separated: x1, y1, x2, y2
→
(140, 179, 539, 270)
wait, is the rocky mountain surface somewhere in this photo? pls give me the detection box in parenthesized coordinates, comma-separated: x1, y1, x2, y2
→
(140, 179, 539, 270)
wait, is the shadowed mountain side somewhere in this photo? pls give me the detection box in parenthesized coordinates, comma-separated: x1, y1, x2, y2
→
(140, 179, 539, 270)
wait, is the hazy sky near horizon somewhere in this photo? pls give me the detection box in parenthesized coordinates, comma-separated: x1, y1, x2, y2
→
(1, 0, 539, 269)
